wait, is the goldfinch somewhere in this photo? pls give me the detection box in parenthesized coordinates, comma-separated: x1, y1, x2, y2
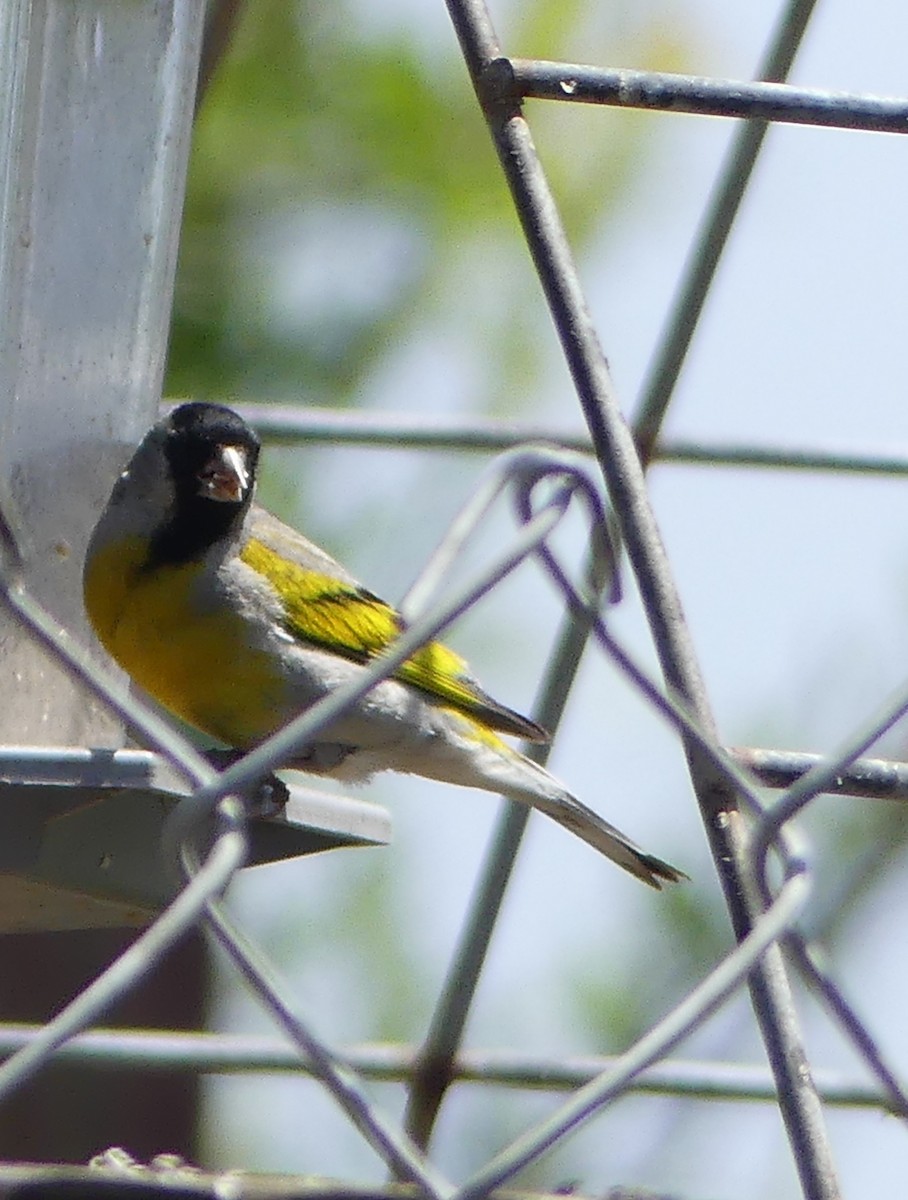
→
(83, 402, 682, 887)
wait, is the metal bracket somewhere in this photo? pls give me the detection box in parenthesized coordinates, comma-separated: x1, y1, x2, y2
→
(0, 748, 391, 932)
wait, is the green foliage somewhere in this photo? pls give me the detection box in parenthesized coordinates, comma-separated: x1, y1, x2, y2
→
(166, 0, 683, 410)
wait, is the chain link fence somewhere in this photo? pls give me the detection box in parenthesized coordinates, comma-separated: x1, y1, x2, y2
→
(2, 0, 907, 1197)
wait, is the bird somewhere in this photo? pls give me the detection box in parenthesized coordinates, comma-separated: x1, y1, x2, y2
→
(83, 402, 683, 887)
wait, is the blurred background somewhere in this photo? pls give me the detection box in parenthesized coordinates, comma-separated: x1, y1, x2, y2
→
(159, 0, 908, 1194)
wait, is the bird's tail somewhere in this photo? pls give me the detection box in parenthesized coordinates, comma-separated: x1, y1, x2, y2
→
(469, 747, 684, 889)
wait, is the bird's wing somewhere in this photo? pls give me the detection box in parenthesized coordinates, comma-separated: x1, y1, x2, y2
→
(240, 517, 548, 743)
(248, 507, 364, 585)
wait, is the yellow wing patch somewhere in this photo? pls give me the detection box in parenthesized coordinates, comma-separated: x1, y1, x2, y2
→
(241, 538, 547, 742)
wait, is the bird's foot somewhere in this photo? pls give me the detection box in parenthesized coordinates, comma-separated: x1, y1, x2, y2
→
(202, 749, 290, 819)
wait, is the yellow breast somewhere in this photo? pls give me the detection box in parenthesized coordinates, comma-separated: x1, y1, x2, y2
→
(83, 536, 285, 747)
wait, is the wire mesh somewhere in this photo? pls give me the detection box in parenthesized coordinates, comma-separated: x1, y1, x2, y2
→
(2, 0, 908, 1197)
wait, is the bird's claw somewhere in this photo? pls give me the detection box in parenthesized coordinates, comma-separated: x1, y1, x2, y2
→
(202, 749, 291, 819)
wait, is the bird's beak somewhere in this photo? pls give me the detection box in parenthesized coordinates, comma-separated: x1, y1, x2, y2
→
(197, 444, 250, 503)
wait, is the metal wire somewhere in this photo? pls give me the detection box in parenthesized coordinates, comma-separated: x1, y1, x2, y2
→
(223, 403, 908, 479)
(502, 59, 908, 133)
(735, 746, 908, 801)
(3, 1, 908, 1196)
(445, 3, 842, 1197)
(458, 868, 811, 1200)
(0, 1024, 899, 1111)
(0, 809, 247, 1101)
(201, 889, 455, 1198)
(633, 0, 820, 462)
